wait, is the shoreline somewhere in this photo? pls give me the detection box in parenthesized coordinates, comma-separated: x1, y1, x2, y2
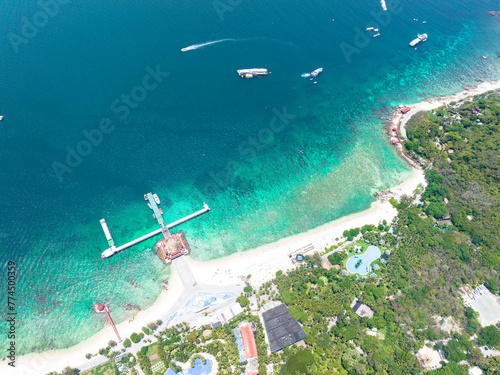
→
(390, 80, 500, 141)
(5, 173, 426, 375)
(6, 80, 500, 374)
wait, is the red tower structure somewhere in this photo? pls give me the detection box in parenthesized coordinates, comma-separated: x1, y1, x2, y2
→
(93, 303, 121, 342)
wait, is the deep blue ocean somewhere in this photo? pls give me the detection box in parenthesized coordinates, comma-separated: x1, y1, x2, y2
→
(0, 0, 499, 355)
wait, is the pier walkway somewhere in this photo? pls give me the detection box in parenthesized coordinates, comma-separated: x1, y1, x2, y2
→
(146, 193, 165, 227)
(100, 203, 210, 258)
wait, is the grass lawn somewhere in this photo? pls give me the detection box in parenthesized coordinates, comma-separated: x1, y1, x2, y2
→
(81, 360, 118, 375)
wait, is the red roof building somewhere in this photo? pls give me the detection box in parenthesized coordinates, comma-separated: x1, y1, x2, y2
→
(240, 324, 258, 359)
(155, 232, 191, 265)
(401, 107, 411, 114)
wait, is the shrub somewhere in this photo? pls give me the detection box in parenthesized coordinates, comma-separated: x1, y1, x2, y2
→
(361, 224, 374, 233)
(142, 327, 151, 335)
(276, 270, 283, 277)
(170, 362, 182, 372)
(189, 330, 197, 342)
(85, 353, 92, 359)
(280, 350, 314, 375)
(389, 197, 398, 208)
(244, 286, 253, 293)
(328, 252, 342, 265)
(123, 339, 131, 348)
(130, 333, 142, 343)
(108, 340, 117, 348)
(349, 228, 360, 237)
(378, 224, 384, 230)
(478, 326, 500, 349)
(237, 295, 250, 307)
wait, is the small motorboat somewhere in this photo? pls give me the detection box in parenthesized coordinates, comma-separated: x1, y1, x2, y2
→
(144, 194, 148, 200)
(309, 67, 323, 80)
(159, 208, 163, 215)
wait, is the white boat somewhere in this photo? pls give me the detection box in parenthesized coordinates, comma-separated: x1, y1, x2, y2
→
(237, 68, 268, 79)
(366, 27, 374, 31)
(409, 33, 427, 47)
(309, 67, 323, 80)
(147, 203, 152, 210)
(0, 116, 3, 121)
(153, 194, 160, 205)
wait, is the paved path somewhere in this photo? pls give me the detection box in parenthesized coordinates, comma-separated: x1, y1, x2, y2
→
(82, 256, 243, 372)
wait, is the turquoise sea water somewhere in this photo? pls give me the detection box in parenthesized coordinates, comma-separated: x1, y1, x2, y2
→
(0, 0, 499, 355)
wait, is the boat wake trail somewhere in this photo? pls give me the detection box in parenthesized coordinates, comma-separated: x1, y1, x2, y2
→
(181, 37, 294, 52)
(181, 38, 235, 51)
(301, 73, 311, 78)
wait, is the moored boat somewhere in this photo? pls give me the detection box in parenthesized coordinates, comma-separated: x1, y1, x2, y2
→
(409, 33, 427, 47)
(153, 194, 160, 205)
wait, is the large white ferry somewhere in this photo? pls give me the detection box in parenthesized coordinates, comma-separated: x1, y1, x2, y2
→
(409, 33, 427, 47)
(237, 68, 268, 79)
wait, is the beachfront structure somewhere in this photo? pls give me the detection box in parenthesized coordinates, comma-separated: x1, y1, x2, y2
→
(154, 232, 191, 265)
(261, 303, 307, 352)
(220, 302, 244, 324)
(99, 192, 210, 259)
(93, 303, 121, 342)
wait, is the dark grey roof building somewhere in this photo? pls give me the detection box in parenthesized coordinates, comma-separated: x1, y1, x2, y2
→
(261, 303, 307, 352)
(351, 298, 374, 318)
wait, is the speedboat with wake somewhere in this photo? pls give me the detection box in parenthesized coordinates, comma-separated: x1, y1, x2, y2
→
(301, 67, 323, 80)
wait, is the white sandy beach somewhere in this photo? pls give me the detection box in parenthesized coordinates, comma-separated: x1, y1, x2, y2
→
(3, 170, 426, 375)
(5, 81, 499, 375)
